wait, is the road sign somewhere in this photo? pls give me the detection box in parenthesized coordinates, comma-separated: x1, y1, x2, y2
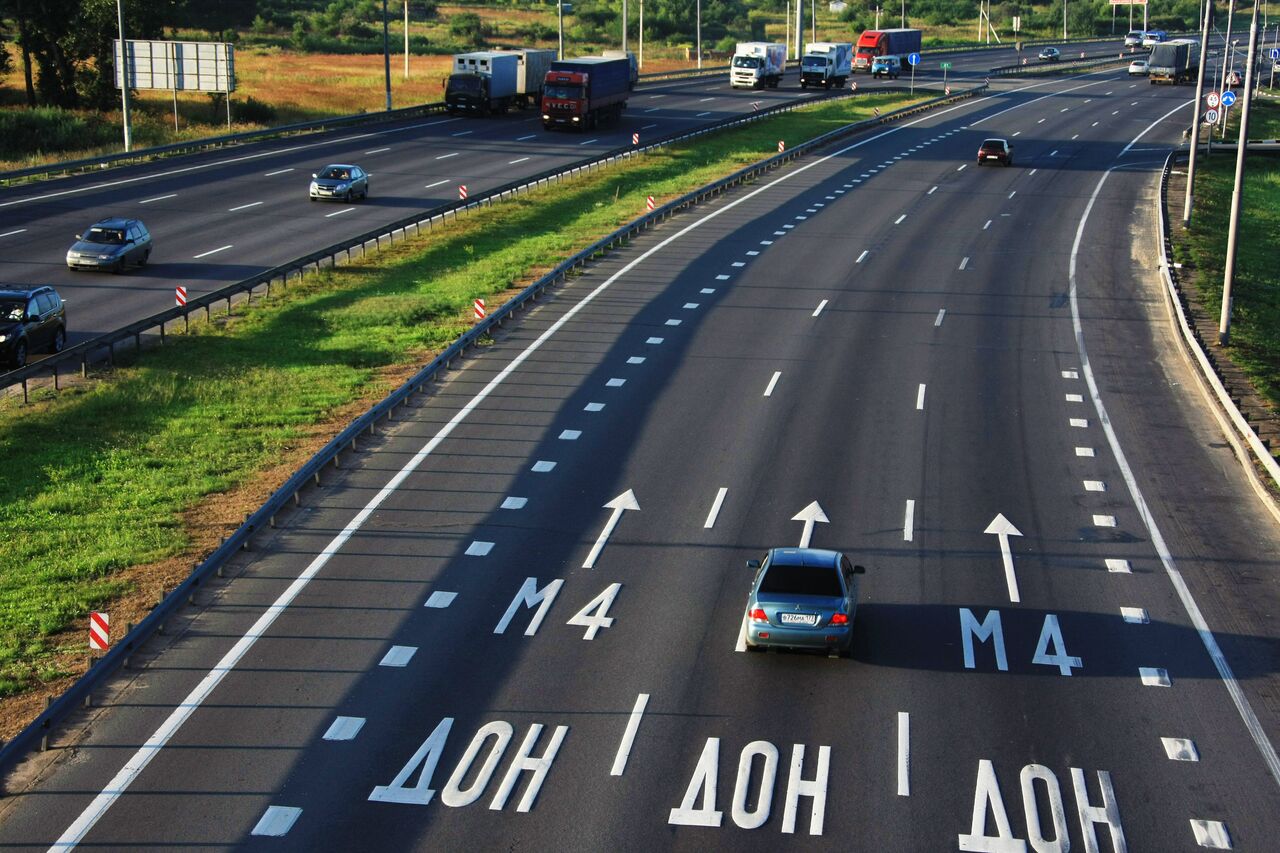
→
(89, 612, 109, 650)
(1220, 90, 1237, 108)
(941, 62, 953, 70)
(1206, 92, 1220, 108)
(646, 195, 655, 211)
(473, 298, 485, 321)
(1205, 108, 1220, 123)
(908, 52, 921, 66)
(175, 286, 187, 306)
(1271, 48, 1279, 60)
(459, 184, 468, 200)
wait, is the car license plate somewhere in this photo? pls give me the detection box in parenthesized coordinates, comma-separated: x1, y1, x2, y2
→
(986, 155, 999, 159)
(779, 613, 818, 626)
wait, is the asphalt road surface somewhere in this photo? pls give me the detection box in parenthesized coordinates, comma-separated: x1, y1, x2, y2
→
(0, 39, 1128, 354)
(6, 57, 1277, 852)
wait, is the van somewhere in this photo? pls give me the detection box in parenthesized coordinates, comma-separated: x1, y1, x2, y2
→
(1124, 30, 1145, 47)
(1142, 30, 1168, 47)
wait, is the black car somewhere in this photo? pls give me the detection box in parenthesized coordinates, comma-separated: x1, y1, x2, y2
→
(977, 138, 1013, 166)
(0, 286, 67, 368)
(66, 217, 152, 273)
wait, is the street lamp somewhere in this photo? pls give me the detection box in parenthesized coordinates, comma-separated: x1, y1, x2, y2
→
(382, 0, 391, 110)
(116, 0, 133, 151)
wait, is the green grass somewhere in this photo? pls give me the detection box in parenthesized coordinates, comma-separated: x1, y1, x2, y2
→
(0, 91, 925, 701)
(1178, 97, 1280, 406)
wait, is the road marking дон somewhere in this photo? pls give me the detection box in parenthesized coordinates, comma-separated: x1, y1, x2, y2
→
(610, 693, 651, 776)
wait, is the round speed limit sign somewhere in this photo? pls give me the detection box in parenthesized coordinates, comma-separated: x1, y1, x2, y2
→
(1206, 92, 1221, 108)
(1205, 108, 1220, 124)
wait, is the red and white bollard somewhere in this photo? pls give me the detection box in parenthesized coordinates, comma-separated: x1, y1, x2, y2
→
(459, 185, 468, 200)
(89, 612, 109, 650)
(1080, 51, 1086, 59)
(473, 298, 486, 321)
(945, 85, 951, 95)
(175, 286, 187, 307)
(873, 107, 881, 117)
(632, 132, 639, 145)
(646, 195, 655, 211)
(778, 140, 785, 153)
(850, 81, 858, 92)
(751, 101, 762, 110)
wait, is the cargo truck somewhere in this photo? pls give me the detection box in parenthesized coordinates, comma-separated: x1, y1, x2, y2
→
(446, 52, 518, 114)
(800, 42, 853, 88)
(603, 49, 639, 87)
(542, 56, 633, 130)
(854, 28, 922, 71)
(1148, 39, 1198, 84)
(730, 42, 787, 88)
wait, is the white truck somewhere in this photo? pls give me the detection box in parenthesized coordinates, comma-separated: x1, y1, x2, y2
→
(731, 42, 787, 89)
(446, 48, 555, 114)
(800, 42, 853, 89)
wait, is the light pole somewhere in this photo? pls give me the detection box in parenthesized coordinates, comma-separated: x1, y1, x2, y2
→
(1183, 0, 1215, 227)
(116, 0, 132, 152)
(403, 1, 409, 79)
(382, 0, 391, 110)
(558, 1, 565, 60)
(1064, 0, 1068, 41)
(1219, 0, 1262, 346)
(623, 0, 627, 52)
(901, 0, 906, 28)
(697, 0, 701, 69)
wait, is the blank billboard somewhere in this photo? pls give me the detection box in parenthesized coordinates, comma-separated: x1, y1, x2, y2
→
(113, 40, 236, 92)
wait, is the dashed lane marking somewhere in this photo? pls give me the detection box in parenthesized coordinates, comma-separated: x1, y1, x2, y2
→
(704, 488, 729, 529)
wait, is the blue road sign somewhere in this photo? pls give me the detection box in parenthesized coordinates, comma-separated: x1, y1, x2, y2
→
(908, 52, 921, 66)
(1271, 48, 1280, 60)
(1220, 90, 1237, 108)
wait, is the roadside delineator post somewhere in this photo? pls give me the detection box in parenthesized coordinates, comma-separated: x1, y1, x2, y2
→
(175, 286, 187, 307)
(778, 140, 785, 153)
(646, 196, 655, 211)
(632, 132, 639, 145)
(89, 612, 109, 650)
(473, 298, 485, 321)
(459, 185, 468, 200)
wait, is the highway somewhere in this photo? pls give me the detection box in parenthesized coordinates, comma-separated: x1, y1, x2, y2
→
(2, 55, 1278, 850)
(0, 39, 1127, 353)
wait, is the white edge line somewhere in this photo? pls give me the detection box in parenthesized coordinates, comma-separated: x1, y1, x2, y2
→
(1069, 116, 1280, 792)
(704, 487, 729, 529)
(49, 88, 1042, 849)
(609, 693, 650, 776)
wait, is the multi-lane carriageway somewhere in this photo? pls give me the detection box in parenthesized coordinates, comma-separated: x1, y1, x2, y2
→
(0, 39, 1129, 352)
(4, 55, 1280, 852)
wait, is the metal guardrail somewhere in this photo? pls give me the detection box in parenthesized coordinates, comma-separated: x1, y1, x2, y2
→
(990, 52, 1134, 76)
(0, 81, 986, 778)
(0, 83, 916, 399)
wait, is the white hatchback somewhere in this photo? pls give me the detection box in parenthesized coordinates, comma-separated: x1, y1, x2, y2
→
(1128, 58, 1149, 76)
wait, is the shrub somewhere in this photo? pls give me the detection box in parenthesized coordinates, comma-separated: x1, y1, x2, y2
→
(232, 96, 278, 124)
(449, 12, 485, 44)
(0, 108, 118, 160)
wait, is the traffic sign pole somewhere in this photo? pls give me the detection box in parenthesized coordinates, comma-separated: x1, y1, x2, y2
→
(907, 51, 920, 95)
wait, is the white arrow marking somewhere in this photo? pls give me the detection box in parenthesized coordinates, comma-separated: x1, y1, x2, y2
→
(792, 501, 829, 548)
(583, 490, 640, 568)
(984, 513, 1023, 603)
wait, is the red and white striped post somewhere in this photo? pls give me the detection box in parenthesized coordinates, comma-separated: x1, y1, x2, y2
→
(751, 101, 762, 110)
(473, 298, 486, 321)
(459, 185, 468, 200)
(89, 612, 109, 650)
(873, 107, 881, 117)
(945, 85, 951, 95)
(632, 132, 639, 145)
(850, 81, 858, 92)
(175, 286, 187, 306)
(778, 140, 785, 153)
(646, 196, 655, 211)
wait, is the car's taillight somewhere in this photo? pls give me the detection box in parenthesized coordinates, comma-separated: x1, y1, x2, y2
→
(750, 608, 768, 622)
(830, 612, 849, 625)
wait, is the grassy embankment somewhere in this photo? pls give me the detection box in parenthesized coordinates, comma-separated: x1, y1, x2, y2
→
(1173, 96, 1280, 405)
(0, 90, 926, 733)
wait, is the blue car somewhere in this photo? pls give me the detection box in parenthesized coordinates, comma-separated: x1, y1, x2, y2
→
(744, 548, 865, 657)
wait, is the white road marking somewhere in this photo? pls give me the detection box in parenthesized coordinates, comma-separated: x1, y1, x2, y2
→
(763, 371, 781, 397)
(501, 497, 529, 509)
(365, 146, 391, 154)
(928, 185, 938, 194)
(716, 273, 731, 279)
(0, 228, 27, 237)
(532, 460, 556, 472)
(664, 319, 681, 326)
(958, 257, 969, 270)
(1070, 418, 1089, 427)
(1161, 738, 1200, 761)
(606, 378, 626, 387)
(813, 300, 828, 317)
(646, 337, 664, 344)
(1093, 515, 1117, 527)
(700, 288, 716, 293)
(1113, 110, 1121, 115)
(139, 194, 177, 204)
(699, 97, 716, 102)
(1062, 370, 1079, 379)
(509, 157, 531, 164)
(934, 309, 946, 327)
(1060, 107, 1069, 113)
(897, 712, 910, 796)
(610, 693, 650, 776)
(736, 613, 749, 652)
(451, 130, 473, 137)
(1120, 607, 1149, 624)
(465, 541, 495, 556)
(731, 261, 745, 267)
(894, 214, 907, 224)
(583, 490, 639, 569)
(322, 717, 366, 740)
(425, 179, 450, 189)
(1084, 481, 1106, 492)
(584, 402, 605, 412)
(1092, 122, 1099, 127)
(903, 500, 915, 542)
(379, 646, 417, 667)
(1066, 393, 1083, 402)
(627, 356, 645, 364)
(985, 514, 1023, 603)
(645, 107, 661, 112)
(1140, 667, 1171, 686)
(264, 168, 294, 176)
(1028, 168, 1037, 176)
(983, 220, 992, 230)
(1038, 118, 1047, 124)
(517, 134, 537, 140)
(325, 207, 357, 218)
(1072, 134, 1079, 140)
(1106, 559, 1132, 573)
(696, 111, 711, 117)
(436, 152, 459, 160)
(795, 215, 807, 220)
(1012, 131, 1021, 137)
(1190, 819, 1232, 849)
(704, 487, 729, 529)
(252, 806, 302, 837)
(760, 240, 773, 245)
(193, 244, 233, 259)
(746, 250, 760, 256)
(579, 138, 600, 145)
(559, 430, 582, 440)
(1008, 190, 1017, 199)
(228, 201, 263, 212)
(856, 250, 869, 263)
(916, 384, 926, 410)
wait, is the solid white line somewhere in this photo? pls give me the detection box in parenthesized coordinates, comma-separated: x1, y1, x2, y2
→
(610, 693, 650, 776)
(424, 179, 450, 189)
(856, 250, 869, 263)
(903, 500, 915, 542)
(436, 152, 459, 160)
(812, 299, 828, 317)
(50, 84, 1050, 849)
(959, 257, 969, 270)
(934, 309, 946, 327)
(192, 245, 232, 259)
(897, 712, 910, 796)
(264, 168, 293, 176)
(1069, 144, 1280, 790)
(763, 371, 781, 397)
(228, 201, 263, 212)
(365, 147, 391, 154)
(704, 487, 729, 529)
(0, 228, 27, 238)
(509, 157, 530, 165)
(139, 194, 177, 204)
(325, 207, 356, 218)
(916, 384, 926, 410)
(894, 214, 907, 225)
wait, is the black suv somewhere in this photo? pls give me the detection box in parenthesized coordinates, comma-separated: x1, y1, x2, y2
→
(0, 286, 67, 368)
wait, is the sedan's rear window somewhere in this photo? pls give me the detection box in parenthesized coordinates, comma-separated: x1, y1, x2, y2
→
(759, 563, 842, 597)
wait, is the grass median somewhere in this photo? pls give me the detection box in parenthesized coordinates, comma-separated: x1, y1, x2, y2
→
(0, 90, 929, 729)
(1173, 96, 1280, 406)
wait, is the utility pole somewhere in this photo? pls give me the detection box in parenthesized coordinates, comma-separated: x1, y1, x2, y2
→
(116, 0, 132, 152)
(1183, 0, 1215, 226)
(697, 0, 702, 69)
(795, 0, 802, 59)
(813, 0, 817, 43)
(639, 0, 644, 69)
(1064, 0, 1069, 41)
(404, 1, 409, 79)
(558, 1, 565, 60)
(623, 0, 627, 52)
(382, 0, 392, 109)
(901, 0, 906, 28)
(1219, 0, 1262, 346)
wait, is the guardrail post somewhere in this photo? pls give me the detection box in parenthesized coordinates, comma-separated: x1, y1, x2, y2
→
(21, 379, 27, 405)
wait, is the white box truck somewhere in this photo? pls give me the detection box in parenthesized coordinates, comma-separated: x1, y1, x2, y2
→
(731, 42, 787, 89)
(446, 51, 520, 114)
(496, 48, 557, 107)
(801, 42, 853, 88)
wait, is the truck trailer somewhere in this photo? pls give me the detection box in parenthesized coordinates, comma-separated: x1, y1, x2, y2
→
(800, 42, 853, 88)
(1148, 39, 1198, 84)
(730, 42, 787, 89)
(854, 28, 922, 71)
(542, 56, 633, 130)
(446, 52, 519, 115)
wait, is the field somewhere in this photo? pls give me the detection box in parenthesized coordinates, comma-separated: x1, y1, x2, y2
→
(0, 90, 925, 737)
